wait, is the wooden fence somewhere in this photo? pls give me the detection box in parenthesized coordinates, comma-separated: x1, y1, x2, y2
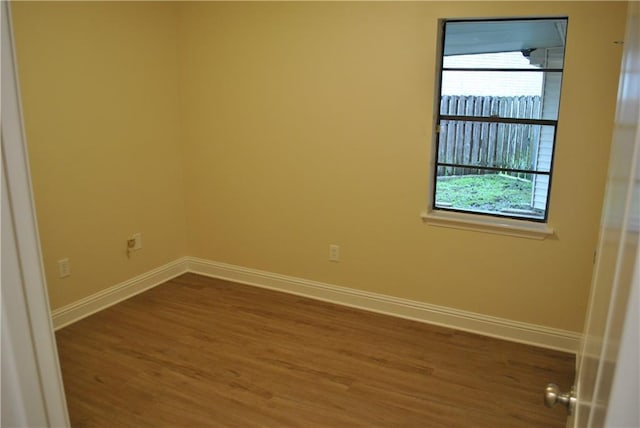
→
(438, 95, 542, 179)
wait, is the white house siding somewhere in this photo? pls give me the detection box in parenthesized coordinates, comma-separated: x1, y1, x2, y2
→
(532, 47, 564, 210)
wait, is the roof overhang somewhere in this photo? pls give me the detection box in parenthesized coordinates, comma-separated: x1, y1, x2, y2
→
(444, 19, 567, 56)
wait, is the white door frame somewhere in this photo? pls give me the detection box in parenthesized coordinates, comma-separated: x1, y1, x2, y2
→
(0, 1, 636, 427)
(571, 2, 640, 426)
(1, 1, 69, 426)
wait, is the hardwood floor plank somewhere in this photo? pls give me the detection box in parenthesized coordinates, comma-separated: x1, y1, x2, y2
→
(56, 273, 574, 427)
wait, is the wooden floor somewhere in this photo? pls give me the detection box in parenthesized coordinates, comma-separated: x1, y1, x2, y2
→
(56, 273, 575, 427)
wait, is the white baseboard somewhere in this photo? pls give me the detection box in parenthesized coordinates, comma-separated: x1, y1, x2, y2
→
(52, 255, 581, 353)
(187, 257, 581, 353)
(51, 257, 189, 330)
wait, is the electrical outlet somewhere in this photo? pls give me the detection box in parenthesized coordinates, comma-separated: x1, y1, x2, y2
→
(329, 244, 340, 262)
(126, 233, 142, 258)
(58, 258, 71, 278)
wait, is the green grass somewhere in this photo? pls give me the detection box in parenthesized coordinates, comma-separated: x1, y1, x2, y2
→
(435, 174, 536, 213)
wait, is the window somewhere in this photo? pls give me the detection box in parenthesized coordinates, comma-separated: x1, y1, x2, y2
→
(431, 18, 568, 223)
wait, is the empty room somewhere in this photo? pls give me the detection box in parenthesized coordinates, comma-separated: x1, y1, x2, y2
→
(3, 1, 638, 427)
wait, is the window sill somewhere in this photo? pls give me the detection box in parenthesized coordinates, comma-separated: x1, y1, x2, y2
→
(421, 210, 555, 240)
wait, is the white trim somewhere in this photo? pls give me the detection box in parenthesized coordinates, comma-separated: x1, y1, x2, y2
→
(55, 256, 580, 352)
(51, 258, 189, 330)
(421, 210, 555, 240)
(1, 2, 70, 425)
(187, 257, 579, 353)
(2, 156, 49, 428)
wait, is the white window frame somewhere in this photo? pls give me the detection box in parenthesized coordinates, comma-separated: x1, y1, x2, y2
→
(423, 17, 567, 240)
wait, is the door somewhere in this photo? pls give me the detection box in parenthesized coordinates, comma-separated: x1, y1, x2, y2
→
(564, 1, 640, 426)
(1, 1, 70, 426)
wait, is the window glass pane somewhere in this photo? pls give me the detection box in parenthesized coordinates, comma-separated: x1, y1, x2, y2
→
(440, 71, 562, 120)
(443, 19, 567, 69)
(437, 120, 554, 173)
(434, 169, 548, 220)
(440, 71, 563, 121)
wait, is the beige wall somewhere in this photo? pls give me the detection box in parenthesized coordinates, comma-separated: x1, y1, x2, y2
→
(12, 2, 626, 332)
(11, 2, 188, 309)
(178, 1, 626, 332)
